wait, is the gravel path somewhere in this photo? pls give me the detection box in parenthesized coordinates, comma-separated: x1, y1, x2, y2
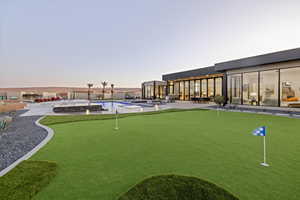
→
(0, 110, 48, 171)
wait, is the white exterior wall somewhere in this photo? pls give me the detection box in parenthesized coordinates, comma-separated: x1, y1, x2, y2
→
(42, 92, 57, 98)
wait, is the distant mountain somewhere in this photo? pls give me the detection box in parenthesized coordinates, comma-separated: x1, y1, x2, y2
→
(0, 87, 141, 93)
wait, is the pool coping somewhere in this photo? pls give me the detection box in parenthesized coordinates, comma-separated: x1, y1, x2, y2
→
(0, 116, 54, 177)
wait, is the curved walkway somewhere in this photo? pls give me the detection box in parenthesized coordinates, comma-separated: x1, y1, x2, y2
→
(0, 110, 53, 176)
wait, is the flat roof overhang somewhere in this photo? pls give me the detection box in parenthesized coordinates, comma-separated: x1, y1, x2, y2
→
(215, 47, 300, 71)
(162, 66, 223, 81)
(142, 80, 166, 86)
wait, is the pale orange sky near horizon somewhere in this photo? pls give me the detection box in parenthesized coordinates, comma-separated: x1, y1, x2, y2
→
(1, 0, 300, 88)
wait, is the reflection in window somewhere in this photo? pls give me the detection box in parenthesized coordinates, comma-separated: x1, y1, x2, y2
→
(158, 86, 166, 99)
(227, 77, 231, 102)
(201, 79, 207, 97)
(243, 72, 258, 105)
(215, 77, 222, 96)
(168, 81, 174, 95)
(195, 80, 200, 97)
(145, 85, 154, 99)
(260, 70, 278, 106)
(208, 79, 214, 97)
(229, 74, 242, 104)
(190, 81, 194, 98)
(180, 81, 184, 100)
(174, 82, 180, 99)
(155, 85, 159, 98)
(184, 81, 189, 100)
(280, 67, 300, 107)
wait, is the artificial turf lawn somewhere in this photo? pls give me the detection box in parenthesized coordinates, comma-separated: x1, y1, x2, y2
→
(39, 108, 199, 126)
(118, 175, 239, 200)
(0, 161, 57, 200)
(30, 109, 299, 200)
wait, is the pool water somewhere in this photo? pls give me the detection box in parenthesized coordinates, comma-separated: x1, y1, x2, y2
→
(96, 101, 136, 112)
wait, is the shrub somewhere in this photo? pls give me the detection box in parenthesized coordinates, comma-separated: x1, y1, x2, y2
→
(214, 95, 226, 107)
(118, 175, 239, 200)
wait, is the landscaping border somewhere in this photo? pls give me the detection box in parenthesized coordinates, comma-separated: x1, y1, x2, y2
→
(0, 116, 54, 177)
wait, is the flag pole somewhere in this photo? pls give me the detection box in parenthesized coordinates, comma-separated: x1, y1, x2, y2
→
(263, 136, 266, 163)
(261, 135, 269, 167)
(115, 108, 119, 130)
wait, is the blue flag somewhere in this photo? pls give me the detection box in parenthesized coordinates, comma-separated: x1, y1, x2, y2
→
(253, 126, 266, 136)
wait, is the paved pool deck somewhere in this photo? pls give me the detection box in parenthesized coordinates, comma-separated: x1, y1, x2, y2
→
(20, 100, 212, 117)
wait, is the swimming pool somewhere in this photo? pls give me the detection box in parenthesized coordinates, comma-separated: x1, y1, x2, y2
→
(96, 101, 141, 112)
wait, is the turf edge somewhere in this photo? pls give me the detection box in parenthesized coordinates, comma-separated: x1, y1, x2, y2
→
(40, 108, 209, 126)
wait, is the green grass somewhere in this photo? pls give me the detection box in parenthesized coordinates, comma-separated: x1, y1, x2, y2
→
(0, 161, 58, 200)
(28, 110, 299, 200)
(40, 108, 201, 126)
(118, 175, 239, 200)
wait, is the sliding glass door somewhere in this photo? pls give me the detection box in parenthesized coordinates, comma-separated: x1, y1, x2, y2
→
(195, 80, 201, 97)
(260, 70, 278, 106)
(184, 81, 189, 100)
(179, 81, 184, 100)
(280, 67, 300, 107)
(243, 72, 258, 105)
(215, 77, 222, 96)
(190, 80, 195, 99)
(201, 79, 207, 97)
(229, 74, 242, 104)
(208, 79, 214, 98)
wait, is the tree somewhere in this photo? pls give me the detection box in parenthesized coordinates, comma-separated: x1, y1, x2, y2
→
(101, 81, 108, 100)
(111, 84, 114, 100)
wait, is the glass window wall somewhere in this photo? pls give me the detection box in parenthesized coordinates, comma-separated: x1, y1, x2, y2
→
(243, 72, 258, 105)
(165, 76, 223, 101)
(145, 85, 154, 99)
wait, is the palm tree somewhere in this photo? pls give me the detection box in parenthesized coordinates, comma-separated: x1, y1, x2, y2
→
(87, 83, 93, 104)
(111, 84, 114, 100)
(101, 81, 108, 100)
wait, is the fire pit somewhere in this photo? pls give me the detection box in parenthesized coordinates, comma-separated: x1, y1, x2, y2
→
(53, 104, 103, 113)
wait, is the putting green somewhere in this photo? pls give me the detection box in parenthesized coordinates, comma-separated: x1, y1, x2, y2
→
(31, 110, 299, 200)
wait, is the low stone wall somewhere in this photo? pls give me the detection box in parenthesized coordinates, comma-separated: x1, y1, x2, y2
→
(53, 105, 103, 113)
(0, 103, 26, 113)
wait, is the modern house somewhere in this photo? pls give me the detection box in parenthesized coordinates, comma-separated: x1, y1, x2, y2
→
(142, 47, 300, 108)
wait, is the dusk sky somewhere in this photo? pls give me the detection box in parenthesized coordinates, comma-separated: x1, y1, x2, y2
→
(1, 0, 300, 88)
